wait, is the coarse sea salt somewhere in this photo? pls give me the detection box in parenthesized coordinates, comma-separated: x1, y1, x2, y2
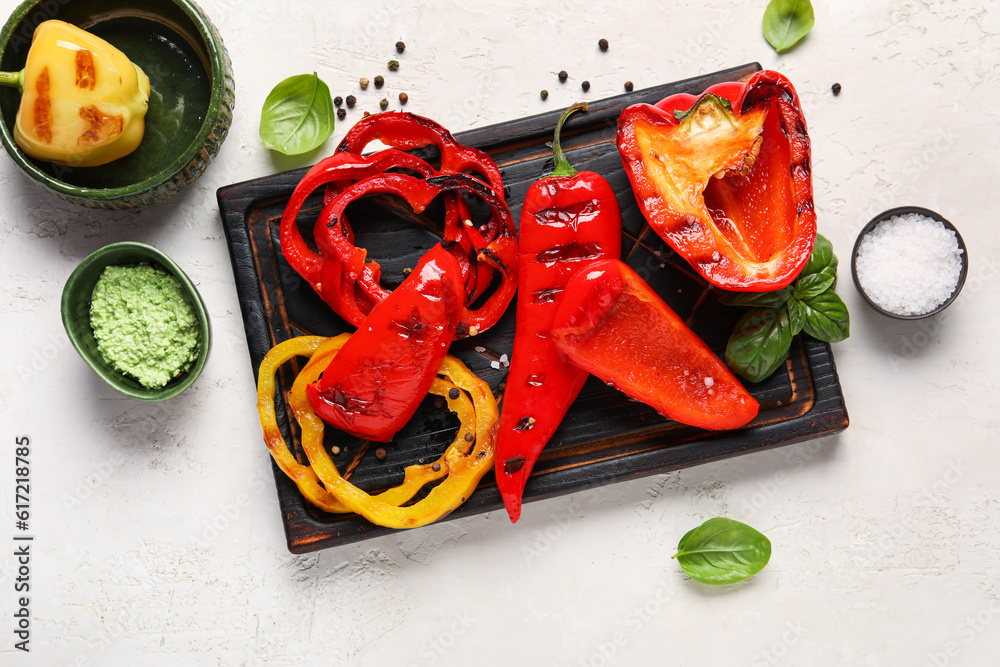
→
(854, 213, 963, 316)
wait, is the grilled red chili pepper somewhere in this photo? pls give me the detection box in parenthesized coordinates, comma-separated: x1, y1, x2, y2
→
(315, 172, 518, 337)
(551, 259, 759, 431)
(495, 103, 622, 523)
(307, 243, 465, 442)
(617, 70, 815, 291)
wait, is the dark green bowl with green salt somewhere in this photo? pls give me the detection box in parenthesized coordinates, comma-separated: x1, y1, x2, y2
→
(0, 0, 235, 208)
(61, 241, 211, 400)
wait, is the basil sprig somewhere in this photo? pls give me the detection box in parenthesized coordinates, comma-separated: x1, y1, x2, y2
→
(672, 518, 771, 585)
(763, 0, 815, 53)
(721, 234, 850, 383)
(259, 73, 335, 155)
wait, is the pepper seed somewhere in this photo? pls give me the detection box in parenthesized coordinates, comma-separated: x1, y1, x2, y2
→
(558, 70, 568, 83)
(337, 108, 346, 120)
(540, 89, 549, 100)
(380, 98, 389, 110)
(831, 82, 842, 96)
(388, 59, 400, 71)
(346, 94, 356, 108)
(359, 77, 369, 90)
(624, 81, 634, 92)
(598, 38, 609, 51)
(333, 95, 343, 107)
(396, 40, 406, 53)
(376, 447, 386, 460)
(581, 80, 590, 92)
(448, 387, 460, 400)
(398, 92, 408, 105)
(374, 75, 385, 88)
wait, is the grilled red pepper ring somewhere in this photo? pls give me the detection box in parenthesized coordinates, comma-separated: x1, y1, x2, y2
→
(307, 244, 465, 442)
(333, 112, 506, 301)
(551, 259, 759, 430)
(279, 152, 494, 325)
(617, 70, 815, 291)
(336, 111, 505, 201)
(315, 172, 518, 336)
(280, 149, 442, 291)
(495, 103, 622, 523)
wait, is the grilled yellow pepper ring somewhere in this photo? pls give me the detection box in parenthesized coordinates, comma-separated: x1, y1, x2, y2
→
(0, 20, 150, 167)
(256, 334, 498, 529)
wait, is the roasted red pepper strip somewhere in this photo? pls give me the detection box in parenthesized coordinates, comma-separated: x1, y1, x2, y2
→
(314, 172, 518, 336)
(617, 70, 815, 291)
(551, 259, 759, 431)
(495, 104, 622, 523)
(307, 244, 465, 442)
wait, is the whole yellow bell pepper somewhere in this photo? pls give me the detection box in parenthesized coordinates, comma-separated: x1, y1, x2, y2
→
(0, 20, 150, 167)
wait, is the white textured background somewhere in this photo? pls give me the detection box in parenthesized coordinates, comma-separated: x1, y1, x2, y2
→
(2, 1, 1000, 665)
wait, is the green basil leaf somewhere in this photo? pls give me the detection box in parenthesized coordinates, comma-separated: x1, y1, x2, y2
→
(718, 286, 792, 309)
(260, 73, 335, 155)
(672, 518, 771, 585)
(799, 233, 837, 279)
(725, 308, 793, 383)
(787, 297, 806, 335)
(763, 0, 815, 53)
(794, 272, 835, 301)
(800, 291, 851, 343)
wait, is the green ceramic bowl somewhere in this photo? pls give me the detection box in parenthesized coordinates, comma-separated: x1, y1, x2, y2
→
(0, 0, 235, 209)
(61, 241, 211, 400)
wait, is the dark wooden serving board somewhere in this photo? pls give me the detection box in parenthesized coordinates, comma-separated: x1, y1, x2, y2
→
(218, 63, 849, 553)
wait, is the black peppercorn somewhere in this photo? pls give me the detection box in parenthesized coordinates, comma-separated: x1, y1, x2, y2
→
(395, 40, 405, 53)
(581, 80, 590, 92)
(558, 70, 568, 83)
(333, 96, 343, 107)
(346, 94, 356, 108)
(832, 82, 842, 96)
(598, 38, 609, 51)
(337, 107, 346, 120)
(374, 75, 384, 88)
(624, 81, 634, 92)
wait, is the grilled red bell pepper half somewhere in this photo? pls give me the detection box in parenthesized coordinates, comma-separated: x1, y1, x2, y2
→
(617, 70, 816, 291)
(307, 243, 465, 442)
(551, 259, 758, 431)
(495, 103, 622, 523)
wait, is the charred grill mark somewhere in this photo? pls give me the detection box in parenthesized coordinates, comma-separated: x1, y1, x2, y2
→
(536, 241, 601, 263)
(533, 286, 564, 304)
(78, 105, 124, 147)
(33, 67, 52, 143)
(75, 49, 96, 90)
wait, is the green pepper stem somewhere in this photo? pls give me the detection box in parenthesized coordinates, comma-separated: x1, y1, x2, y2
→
(0, 70, 24, 92)
(548, 102, 588, 178)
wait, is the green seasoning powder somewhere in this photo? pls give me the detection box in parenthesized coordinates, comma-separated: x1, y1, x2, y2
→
(89, 264, 200, 389)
